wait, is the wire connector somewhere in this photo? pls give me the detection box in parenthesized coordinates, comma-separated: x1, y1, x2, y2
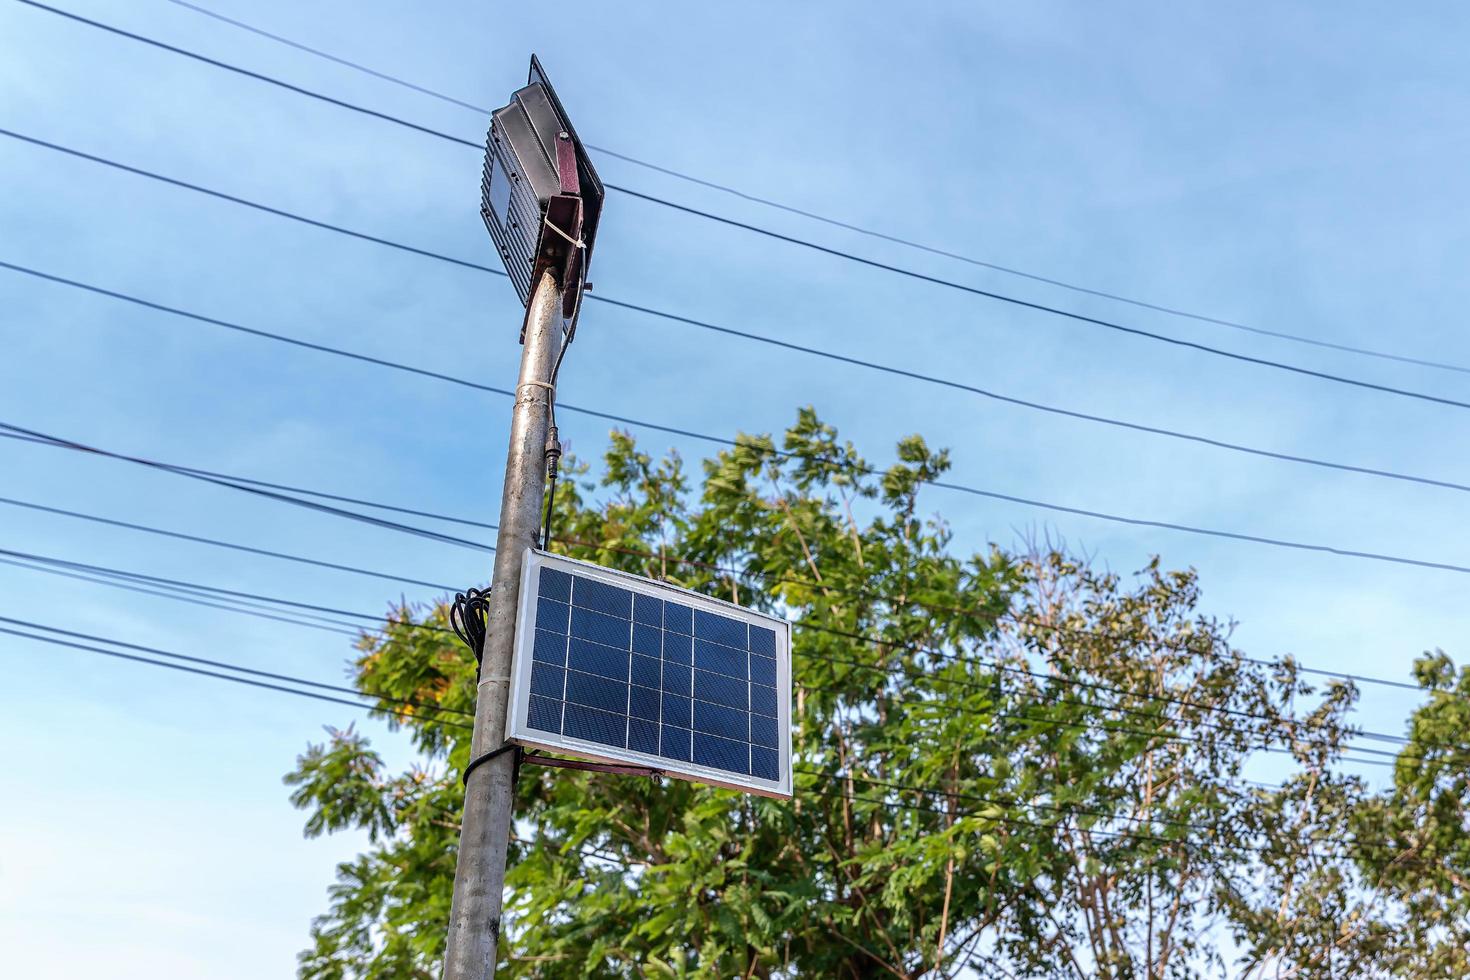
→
(541, 424, 563, 549)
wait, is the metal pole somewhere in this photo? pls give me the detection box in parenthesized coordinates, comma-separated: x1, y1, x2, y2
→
(443, 267, 562, 980)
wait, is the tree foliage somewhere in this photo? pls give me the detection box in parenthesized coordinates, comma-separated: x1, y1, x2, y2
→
(285, 411, 1468, 978)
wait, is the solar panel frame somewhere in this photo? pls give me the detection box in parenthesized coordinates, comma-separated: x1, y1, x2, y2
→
(507, 548, 794, 798)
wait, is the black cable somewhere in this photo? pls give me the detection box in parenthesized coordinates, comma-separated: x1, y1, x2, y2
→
(1, 539, 1454, 759)
(0, 615, 472, 719)
(0, 555, 368, 637)
(541, 455, 560, 551)
(17, 2, 1470, 401)
(611, 184, 1470, 414)
(3, 415, 1463, 710)
(6, 164, 1468, 499)
(8, 408, 1470, 583)
(460, 742, 516, 787)
(0, 540, 1420, 763)
(160, 0, 491, 113)
(0, 416, 495, 554)
(12, 159, 1470, 570)
(0, 545, 455, 634)
(0, 552, 1435, 776)
(0, 613, 1375, 828)
(0, 494, 458, 591)
(0, 618, 1225, 853)
(0, 624, 472, 728)
(541, 339, 570, 550)
(158, 0, 1470, 378)
(0, 624, 1425, 865)
(0, 427, 498, 530)
(11, 0, 478, 149)
(448, 588, 490, 665)
(589, 292, 1470, 497)
(1, 417, 1464, 707)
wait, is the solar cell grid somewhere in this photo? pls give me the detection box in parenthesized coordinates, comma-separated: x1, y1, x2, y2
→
(513, 552, 789, 795)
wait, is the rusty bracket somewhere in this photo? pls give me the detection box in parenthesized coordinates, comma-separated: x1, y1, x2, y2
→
(521, 750, 665, 779)
(520, 132, 588, 343)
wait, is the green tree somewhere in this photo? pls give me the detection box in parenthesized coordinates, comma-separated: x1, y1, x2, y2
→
(1226, 652, 1470, 978)
(284, 411, 1447, 978)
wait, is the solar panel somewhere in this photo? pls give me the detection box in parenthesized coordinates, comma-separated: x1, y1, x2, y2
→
(507, 550, 793, 798)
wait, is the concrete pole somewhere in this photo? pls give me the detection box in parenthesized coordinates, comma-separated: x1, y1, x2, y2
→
(442, 267, 562, 979)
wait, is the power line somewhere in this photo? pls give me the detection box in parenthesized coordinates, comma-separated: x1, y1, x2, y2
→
(1, 489, 1420, 757)
(0, 420, 1461, 706)
(12, 0, 476, 148)
(0, 38, 1446, 731)
(801, 656, 1408, 769)
(0, 494, 459, 591)
(6, 357, 1470, 582)
(0, 130, 497, 274)
(0, 614, 472, 719)
(611, 185, 1470, 414)
(0, 532, 1446, 759)
(0, 620, 1424, 864)
(14, 2, 1470, 411)
(0, 554, 370, 637)
(0, 516, 1437, 770)
(0, 544, 454, 634)
(1, 622, 471, 728)
(0, 412, 495, 553)
(6, 146, 1467, 500)
(589, 292, 1470, 497)
(0, 620, 1223, 851)
(160, 0, 490, 113)
(157, 0, 1470, 379)
(0, 427, 492, 533)
(0, 440, 1455, 761)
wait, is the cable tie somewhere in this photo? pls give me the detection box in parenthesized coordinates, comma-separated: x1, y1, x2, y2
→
(520, 380, 556, 394)
(542, 216, 585, 250)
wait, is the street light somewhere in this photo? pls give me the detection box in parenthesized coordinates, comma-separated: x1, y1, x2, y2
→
(481, 55, 604, 340)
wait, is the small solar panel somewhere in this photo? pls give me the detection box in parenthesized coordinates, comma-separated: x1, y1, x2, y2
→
(507, 550, 793, 798)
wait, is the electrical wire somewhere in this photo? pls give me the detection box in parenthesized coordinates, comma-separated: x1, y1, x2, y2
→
(1, 623, 472, 728)
(159, 0, 491, 113)
(11, 0, 476, 147)
(6, 392, 1470, 585)
(449, 587, 490, 665)
(155, 0, 1470, 378)
(3, 419, 1463, 711)
(0, 545, 455, 634)
(0, 614, 472, 719)
(0, 620, 1433, 867)
(0, 414, 495, 554)
(611, 184, 1470, 413)
(6, 155, 1469, 500)
(16, 0, 1470, 406)
(7, 0, 1451, 862)
(0, 535, 1452, 763)
(0, 428, 497, 530)
(0, 494, 458, 591)
(2, 422, 1464, 704)
(541, 338, 570, 550)
(0, 503, 1413, 762)
(0, 555, 368, 637)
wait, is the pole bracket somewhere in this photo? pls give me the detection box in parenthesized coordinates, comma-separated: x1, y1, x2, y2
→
(521, 750, 665, 779)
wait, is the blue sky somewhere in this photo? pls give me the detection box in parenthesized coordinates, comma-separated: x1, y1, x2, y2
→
(2, 0, 1468, 974)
